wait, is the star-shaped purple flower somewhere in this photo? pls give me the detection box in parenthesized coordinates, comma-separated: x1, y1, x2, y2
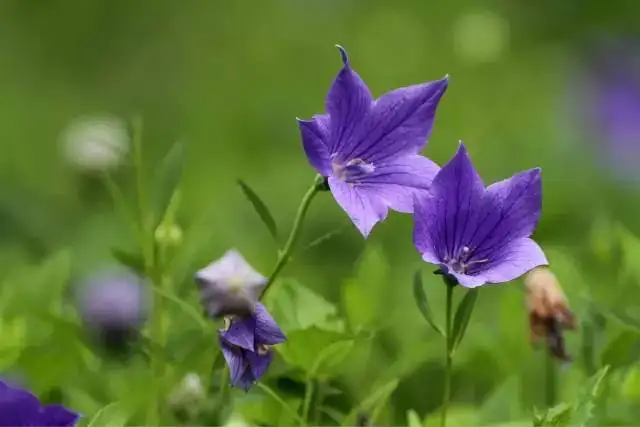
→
(413, 143, 548, 288)
(219, 303, 286, 390)
(298, 45, 449, 236)
(0, 380, 80, 426)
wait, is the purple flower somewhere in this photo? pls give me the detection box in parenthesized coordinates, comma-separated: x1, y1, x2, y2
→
(195, 250, 267, 318)
(77, 269, 149, 352)
(219, 303, 286, 390)
(413, 143, 548, 288)
(298, 45, 449, 236)
(0, 379, 79, 426)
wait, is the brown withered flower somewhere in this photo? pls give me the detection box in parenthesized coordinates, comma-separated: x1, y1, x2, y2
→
(524, 266, 577, 361)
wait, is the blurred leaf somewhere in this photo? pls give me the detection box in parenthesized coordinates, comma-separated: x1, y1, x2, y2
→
(570, 365, 609, 427)
(478, 375, 524, 424)
(621, 364, 640, 401)
(236, 387, 302, 426)
(302, 227, 346, 253)
(342, 378, 399, 426)
(29, 250, 72, 312)
(265, 279, 344, 333)
(110, 247, 145, 275)
(600, 330, 640, 369)
(255, 383, 306, 426)
(0, 317, 26, 371)
(424, 405, 479, 426)
(151, 141, 185, 226)
(342, 245, 389, 331)
(533, 403, 573, 427)
(413, 270, 444, 336)
(406, 409, 423, 427)
(277, 327, 348, 376)
(451, 288, 479, 351)
(86, 402, 130, 427)
(237, 179, 278, 243)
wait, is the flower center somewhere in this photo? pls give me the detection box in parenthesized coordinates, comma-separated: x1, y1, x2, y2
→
(331, 157, 375, 182)
(257, 344, 272, 356)
(443, 246, 488, 275)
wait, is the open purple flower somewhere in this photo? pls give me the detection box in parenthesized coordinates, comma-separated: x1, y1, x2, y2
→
(219, 303, 286, 390)
(298, 45, 448, 236)
(195, 250, 267, 318)
(0, 380, 79, 426)
(413, 143, 548, 288)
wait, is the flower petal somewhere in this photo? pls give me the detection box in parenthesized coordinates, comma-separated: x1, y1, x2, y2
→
(467, 168, 542, 259)
(0, 381, 41, 426)
(343, 77, 449, 163)
(221, 317, 256, 351)
(413, 143, 484, 264)
(356, 155, 440, 213)
(39, 405, 80, 426)
(328, 176, 388, 237)
(326, 46, 373, 155)
(254, 303, 286, 345)
(475, 238, 548, 284)
(298, 115, 332, 176)
(220, 340, 248, 387)
(449, 271, 487, 288)
(246, 350, 274, 381)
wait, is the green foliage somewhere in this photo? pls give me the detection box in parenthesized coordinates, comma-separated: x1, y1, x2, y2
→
(151, 141, 185, 228)
(413, 270, 444, 336)
(84, 402, 131, 427)
(237, 179, 279, 243)
(451, 288, 479, 352)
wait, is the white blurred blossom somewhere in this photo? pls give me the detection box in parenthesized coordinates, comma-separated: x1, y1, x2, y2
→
(60, 114, 129, 172)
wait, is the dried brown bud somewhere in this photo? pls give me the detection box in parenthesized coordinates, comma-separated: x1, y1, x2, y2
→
(524, 266, 576, 361)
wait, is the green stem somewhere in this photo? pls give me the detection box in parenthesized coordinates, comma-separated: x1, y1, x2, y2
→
(301, 378, 314, 425)
(441, 283, 454, 427)
(261, 175, 325, 298)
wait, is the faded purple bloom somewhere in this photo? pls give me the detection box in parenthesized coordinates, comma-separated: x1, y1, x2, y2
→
(0, 379, 80, 426)
(219, 303, 286, 390)
(571, 37, 640, 183)
(77, 269, 149, 352)
(298, 45, 449, 236)
(413, 143, 548, 288)
(195, 250, 267, 318)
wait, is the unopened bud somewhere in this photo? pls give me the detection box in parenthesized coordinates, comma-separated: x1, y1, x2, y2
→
(524, 266, 576, 361)
(154, 222, 183, 248)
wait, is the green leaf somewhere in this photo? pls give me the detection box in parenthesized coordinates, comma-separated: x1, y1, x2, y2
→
(478, 375, 524, 424)
(600, 330, 640, 369)
(342, 378, 399, 426)
(342, 245, 389, 331)
(151, 141, 185, 225)
(110, 247, 145, 274)
(302, 226, 346, 253)
(237, 179, 278, 243)
(264, 279, 344, 333)
(412, 270, 444, 336)
(406, 409, 423, 427)
(276, 327, 348, 376)
(451, 288, 479, 351)
(570, 365, 609, 427)
(86, 402, 130, 427)
(236, 386, 302, 426)
(533, 403, 573, 427)
(0, 317, 26, 371)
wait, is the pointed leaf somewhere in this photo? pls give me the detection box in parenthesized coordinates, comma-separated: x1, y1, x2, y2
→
(570, 365, 609, 427)
(342, 378, 399, 426)
(302, 226, 346, 253)
(451, 288, 479, 351)
(237, 179, 278, 242)
(151, 141, 185, 225)
(110, 248, 145, 275)
(406, 409, 422, 427)
(413, 270, 444, 336)
(87, 402, 130, 427)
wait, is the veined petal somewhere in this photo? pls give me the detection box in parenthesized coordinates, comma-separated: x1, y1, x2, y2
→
(449, 271, 487, 288)
(220, 340, 248, 387)
(344, 77, 449, 163)
(326, 46, 373, 155)
(468, 168, 542, 258)
(298, 115, 332, 176)
(246, 350, 274, 381)
(254, 303, 286, 345)
(413, 191, 440, 262)
(328, 176, 388, 237)
(357, 155, 440, 213)
(414, 143, 484, 263)
(221, 317, 256, 351)
(476, 238, 548, 283)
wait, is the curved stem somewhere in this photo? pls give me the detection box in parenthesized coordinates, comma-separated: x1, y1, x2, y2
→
(441, 283, 454, 427)
(261, 175, 325, 298)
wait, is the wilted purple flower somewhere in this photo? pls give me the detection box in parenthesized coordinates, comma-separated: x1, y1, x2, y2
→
(219, 303, 286, 390)
(298, 45, 449, 237)
(77, 269, 149, 352)
(195, 250, 267, 318)
(0, 379, 79, 426)
(413, 143, 548, 288)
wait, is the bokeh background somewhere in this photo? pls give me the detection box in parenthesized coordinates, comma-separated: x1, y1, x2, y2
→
(2, 0, 640, 425)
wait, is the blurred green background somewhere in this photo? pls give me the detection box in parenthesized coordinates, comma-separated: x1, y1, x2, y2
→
(2, 0, 640, 425)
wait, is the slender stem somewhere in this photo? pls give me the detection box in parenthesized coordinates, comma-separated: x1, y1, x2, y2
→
(441, 283, 454, 427)
(261, 175, 325, 298)
(301, 378, 314, 425)
(544, 351, 557, 408)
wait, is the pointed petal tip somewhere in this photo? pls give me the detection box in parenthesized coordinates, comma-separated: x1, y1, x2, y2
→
(334, 44, 349, 67)
(456, 141, 467, 154)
